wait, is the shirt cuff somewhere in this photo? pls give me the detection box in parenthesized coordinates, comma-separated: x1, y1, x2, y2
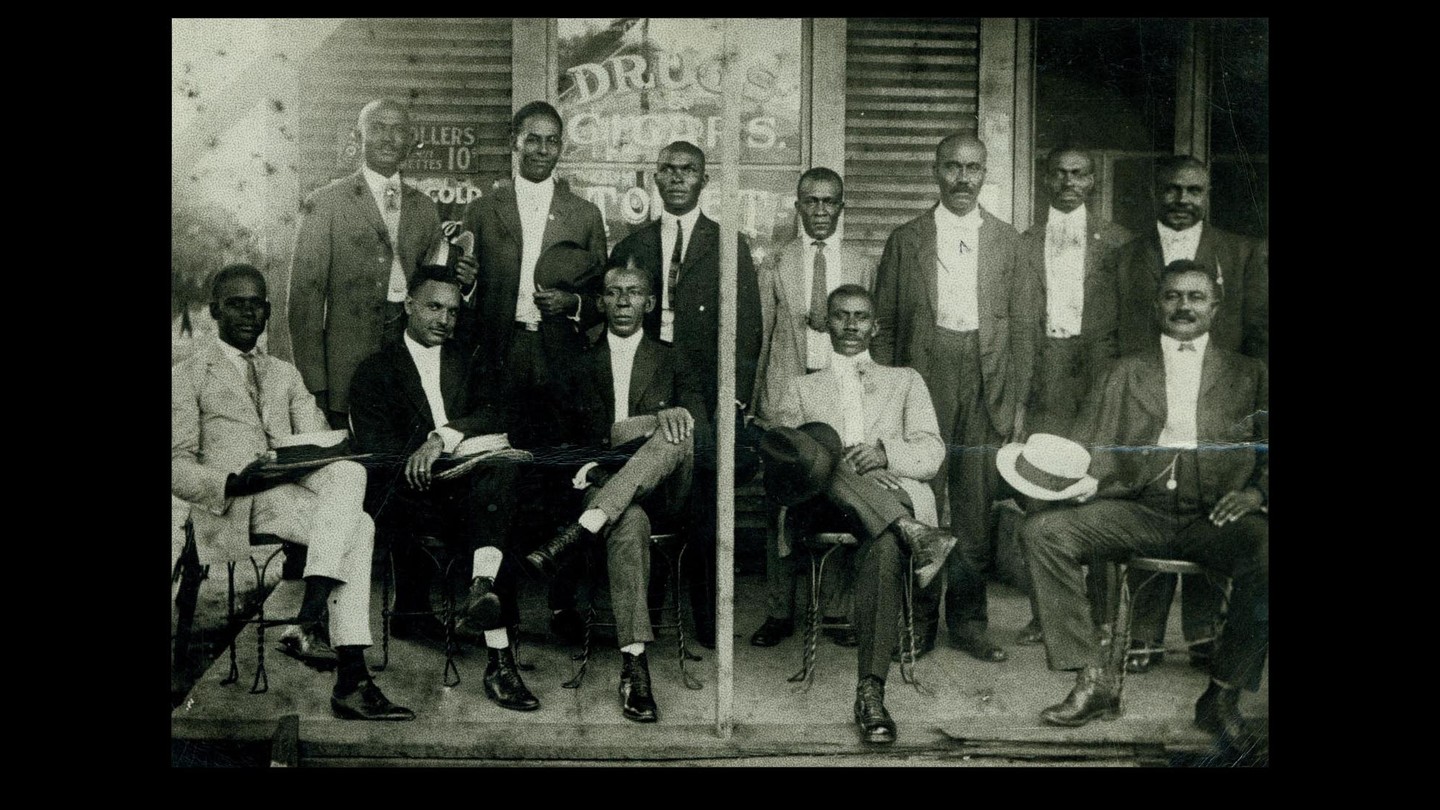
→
(573, 461, 600, 490)
(461, 282, 476, 303)
(432, 426, 464, 453)
(568, 293, 584, 323)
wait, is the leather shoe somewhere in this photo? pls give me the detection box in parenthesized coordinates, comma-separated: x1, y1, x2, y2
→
(823, 620, 859, 648)
(331, 678, 415, 721)
(892, 516, 957, 589)
(1040, 666, 1120, 727)
(1125, 639, 1164, 674)
(277, 624, 337, 670)
(1194, 680, 1246, 740)
(619, 651, 659, 723)
(525, 523, 589, 579)
(550, 607, 587, 645)
(854, 676, 896, 744)
(950, 631, 1009, 662)
(1017, 618, 1045, 646)
(389, 613, 448, 644)
(749, 617, 794, 647)
(891, 621, 937, 663)
(484, 646, 540, 711)
(463, 576, 502, 630)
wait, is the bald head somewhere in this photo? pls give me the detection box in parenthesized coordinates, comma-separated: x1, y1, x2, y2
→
(933, 133, 987, 216)
(356, 99, 412, 176)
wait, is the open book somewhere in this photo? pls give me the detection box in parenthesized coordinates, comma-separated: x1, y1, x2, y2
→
(434, 433, 533, 481)
(255, 430, 375, 472)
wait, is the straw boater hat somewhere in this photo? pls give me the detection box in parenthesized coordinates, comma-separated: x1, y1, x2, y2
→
(997, 433, 1098, 501)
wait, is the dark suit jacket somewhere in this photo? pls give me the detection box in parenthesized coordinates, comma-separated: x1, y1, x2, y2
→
(562, 334, 711, 453)
(458, 178, 608, 376)
(872, 205, 1039, 439)
(1076, 341, 1269, 509)
(1110, 223, 1269, 364)
(607, 214, 764, 424)
(287, 170, 442, 412)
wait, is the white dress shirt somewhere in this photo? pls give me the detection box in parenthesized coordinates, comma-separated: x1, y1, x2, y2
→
(514, 175, 556, 327)
(1157, 332, 1209, 449)
(659, 207, 702, 343)
(830, 349, 873, 447)
(1044, 205, 1088, 337)
(403, 333, 464, 452)
(933, 205, 981, 332)
(1158, 220, 1204, 265)
(216, 337, 261, 383)
(804, 239, 842, 370)
(363, 165, 408, 303)
(607, 328, 645, 424)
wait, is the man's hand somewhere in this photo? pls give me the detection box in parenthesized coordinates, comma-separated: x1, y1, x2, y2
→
(406, 435, 444, 491)
(454, 253, 478, 287)
(869, 469, 904, 491)
(534, 287, 579, 316)
(845, 442, 887, 476)
(1209, 487, 1263, 527)
(656, 407, 694, 445)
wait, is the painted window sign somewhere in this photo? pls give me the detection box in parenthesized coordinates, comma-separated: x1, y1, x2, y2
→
(557, 18, 804, 166)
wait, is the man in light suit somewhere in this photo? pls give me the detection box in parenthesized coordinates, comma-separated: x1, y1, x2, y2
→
(348, 265, 538, 713)
(761, 284, 957, 745)
(1021, 260, 1267, 748)
(751, 167, 875, 648)
(288, 98, 444, 428)
(524, 260, 708, 723)
(1108, 155, 1269, 671)
(173, 264, 413, 721)
(608, 140, 765, 647)
(872, 133, 1041, 662)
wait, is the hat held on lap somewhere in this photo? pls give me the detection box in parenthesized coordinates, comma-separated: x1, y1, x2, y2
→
(759, 422, 844, 506)
(997, 434, 1098, 501)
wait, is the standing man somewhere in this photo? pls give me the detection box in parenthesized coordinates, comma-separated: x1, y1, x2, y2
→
(1108, 155, 1269, 668)
(608, 140, 765, 647)
(750, 167, 875, 647)
(456, 100, 608, 449)
(348, 266, 538, 713)
(173, 264, 413, 721)
(872, 133, 1039, 662)
(760, 285, 957, 744)
(1021, 260, 1268, 748)
(288, 98, 443, 429)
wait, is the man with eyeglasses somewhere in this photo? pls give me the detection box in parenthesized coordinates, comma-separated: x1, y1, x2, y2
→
(749, 167, 875, 649)
(608, 140, 764, 648)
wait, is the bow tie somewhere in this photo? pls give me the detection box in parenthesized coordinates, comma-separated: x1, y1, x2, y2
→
(1177, 341, 1197, 352)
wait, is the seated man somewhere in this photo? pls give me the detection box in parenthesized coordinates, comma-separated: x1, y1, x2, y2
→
(348, 265, 538, 713)
(759, 284, 956, 745)
(1020, 260, 1268, 745)
(523, 259, 706, 723)
(171, 263, 413, 721)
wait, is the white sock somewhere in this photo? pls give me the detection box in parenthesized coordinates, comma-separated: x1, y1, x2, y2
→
(472, 546, 502, 579)
(621, 642, 645, 657)
(578, 508, 607, 534)
(485, 628, 509, 649)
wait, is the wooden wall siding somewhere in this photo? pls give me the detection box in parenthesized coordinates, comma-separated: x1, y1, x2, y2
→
(844, 18, 980, 265)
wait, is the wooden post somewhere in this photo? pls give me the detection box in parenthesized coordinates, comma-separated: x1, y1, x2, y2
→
(713, 19, 741, 740)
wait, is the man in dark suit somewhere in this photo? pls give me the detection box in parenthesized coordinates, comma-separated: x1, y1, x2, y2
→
(522, 259, 707, 723)
(288, 98, 443, 428)
(608, 140, 764, 647)
(872, 133, 1040, 663)
(1108, 155, 1269, 670)
(1021, 260, 1267, 747)
(348, 266, 539, 713)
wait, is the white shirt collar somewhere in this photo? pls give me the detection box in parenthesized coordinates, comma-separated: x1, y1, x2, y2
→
(1047, 204, 1087, 230)
(607, 327, 645, 354)
(664, 206, 702, 233)
(216, 336, 261, 360)
(363, 164, 402, 195)
(1157, 219, 1203, 243)
(830, 348, 874, 370)
(403, 331, 442, 359)
(1160, 332, 1210, 354)
(515, 173, 555, 198)
(934, 203, 983, 233)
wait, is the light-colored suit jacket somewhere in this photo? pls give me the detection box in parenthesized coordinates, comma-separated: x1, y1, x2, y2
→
(172, 337, 330, 565)
(773, 361, 944, 528)
(753, 237, 875, 422)
(287, 169, 442, 412)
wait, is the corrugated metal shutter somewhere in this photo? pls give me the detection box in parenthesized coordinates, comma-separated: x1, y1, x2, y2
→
(295, 18, 513, 204)
(844, 18, 980, 264)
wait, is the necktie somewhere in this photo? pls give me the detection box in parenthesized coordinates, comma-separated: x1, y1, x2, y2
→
(958, 238, 972, 255)
(1177, 341, 1196, 352)
(667, 218, 684, 310)
(808, 240, 828, 331)
(384, 182, 400, 212)
(242, 351, 263, 411)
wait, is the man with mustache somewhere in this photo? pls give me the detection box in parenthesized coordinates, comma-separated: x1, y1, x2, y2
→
(288, 99, 444, 430)
(1020, 260, 1268, 751)
(872, 133, 1040, 663)
(1108, 155, 1269, 672)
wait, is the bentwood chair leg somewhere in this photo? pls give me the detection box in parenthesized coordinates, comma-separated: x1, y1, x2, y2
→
(672, 543, 702, 689)
(222, 562, 240, 686)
